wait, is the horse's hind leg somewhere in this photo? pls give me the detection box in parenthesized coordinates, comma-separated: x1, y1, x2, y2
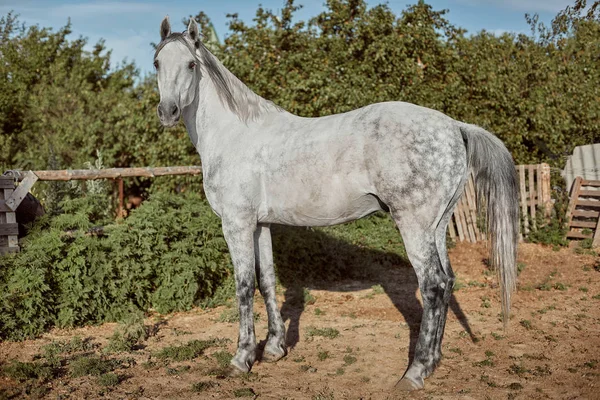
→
(254, 224, 287, 361)
(392, 212, 456, 391)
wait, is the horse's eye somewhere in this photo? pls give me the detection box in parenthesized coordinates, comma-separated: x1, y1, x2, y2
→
(153, 60, 159, 70)
(188, 61, 196, 70)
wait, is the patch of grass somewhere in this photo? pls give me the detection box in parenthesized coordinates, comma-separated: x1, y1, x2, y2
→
(468, 280, 486, 288)
(520, 320, 533, 330)
(233, 388, 256, 397)
(517, 262, 526, 275)
(480, 296, 491, 308)
(343, 355, 357, 366)
(213, 351, 233, 368)
(314, 308, 324, 316)
(523, 353, 549, 361)
(191, 381, 216, 392)
(553, 282, 567, 291)
(537, 304, 556, 314)
(312, 388, 335, 400)
(491, 332, 504, 340)
(218, 308, 260, 323)
(1, 361, 55, 382)
(485, 350, 495, 358)
(360, 376, 370, 383)
(583, 360, 598, 369)
(532, 364, 552, 376)
(155, 338, 228, 362)
(166, 365, 191, 375)
(453, 276, 466, 292)
(449, 347, 463, 355)
(507, 382, 523, 390)
(293, 356, 305, 363)
(473, 359, 495, 367)
(544, 335, 557, 342)
(97, 372, 120, 387)
(318, 351, 330, 361)
(371, 284, 384, 295)
(304, 289, 316, 306)
(69, 356, 119, 378)
(579, 286, 589, 293)
(335, 367, 345, 375)
(480, 374, 498, 387)
(593, 294, 600, 300)
(306, 327, 340, 339)
(104, 311, 148, 353)
(508, 363, 530, 376)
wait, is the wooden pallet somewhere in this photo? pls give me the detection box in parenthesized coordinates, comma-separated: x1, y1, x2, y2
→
(565, 177, 600, 247)
(0, 176, 19, 254)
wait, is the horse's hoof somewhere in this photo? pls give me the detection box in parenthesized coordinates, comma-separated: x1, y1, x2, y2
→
(225, 364, 248, 377)
(261, 350, 286, 363)
(394, 377, 423, 391)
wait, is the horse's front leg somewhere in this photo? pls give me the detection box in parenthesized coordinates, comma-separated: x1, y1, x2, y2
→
(254, 224, 286, 362)
(222, 217, 258, 374)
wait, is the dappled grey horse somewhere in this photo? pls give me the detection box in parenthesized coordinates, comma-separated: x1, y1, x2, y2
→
(153, 17, 519, 391)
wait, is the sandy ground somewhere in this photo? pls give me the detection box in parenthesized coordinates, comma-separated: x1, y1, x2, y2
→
(0, 242, 599, 399)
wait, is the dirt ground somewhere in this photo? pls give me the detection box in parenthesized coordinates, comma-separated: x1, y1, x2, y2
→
(1, 242, 599, 400)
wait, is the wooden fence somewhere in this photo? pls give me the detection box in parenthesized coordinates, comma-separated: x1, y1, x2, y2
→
(448, 163, 551, 243)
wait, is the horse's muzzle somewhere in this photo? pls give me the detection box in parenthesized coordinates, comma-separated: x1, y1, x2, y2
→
(157, 102, 181, 127)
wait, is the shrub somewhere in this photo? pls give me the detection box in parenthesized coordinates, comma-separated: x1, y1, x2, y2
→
(0, 192, 231, 340)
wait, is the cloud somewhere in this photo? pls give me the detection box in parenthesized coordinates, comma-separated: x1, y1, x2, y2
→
(457, 0, 571, 13)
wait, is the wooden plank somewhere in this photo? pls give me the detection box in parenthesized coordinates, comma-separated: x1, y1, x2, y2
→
(448, 214, 457, 240)
(0, 223, 19, 236)
(0, 200, 13, 212)
(454, 206, 465, 242)
(565, 177, 583, 227)
(0, 178, 15, 189)
(593, 213, 600, 248)
(529, 165, 536, 230)
(581, 180, 600, 187)
(5, 171, 38, 211)
(578, 190, 600, 197)
(569, 220, 598, 229)
(574, 199, 600, 207)
(567, 231, 593, 239)
(573, 210, 600, 218)
(457, 198, 470, 242)
(519, 165, 529, 236)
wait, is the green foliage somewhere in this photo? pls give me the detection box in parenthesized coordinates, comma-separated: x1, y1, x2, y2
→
(0, 192, 230, 340)
(306, 326, 340, 339)
(69, 356, 118, 378)
(104, 311, 148, 353)
(155, 338, 228, 362)
(527, 175, 570, 247)
(97, 372, 120, 387)
(1, 361, 55, 382)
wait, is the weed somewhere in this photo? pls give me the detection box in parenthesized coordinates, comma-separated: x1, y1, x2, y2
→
(343, 355, 357, 366)
(507, 382, 523, 390)
(579, 286, 589, 293)
(105, 312, 148, 353)
(314, 308, 324, 316)
(213, 351, 233, 368)
(155, 338, 228, 362)
(293, 356, 305, 363)
(318, 351, 330, 361)
(69, 356, 118, 378)
(306, 327, 340, 339)
(485, 350, 495, 358)
(517, 262, 526, 275)
(304, 289, 316, 306)
(335, 367, 345, 375)
(593, 294, 600, 300)
(218, 308, 260, 323)
(520, 320, 533, 330)
(480, 296, 491, 308)
(508, 363, 530, 376)
(233, 388, 256, 397)
(97, 373, 120, 387)
(371, 284, 384, 295)
(1, 361, 55, 382)
(453, 276, 466, 292)
(553, 282, 567, 291)
(192, 381, 216, 392)
(583, 360, 598, 369)
(480, 374, 497, 387)
(166, 365, 191, 375)
(491, 332, 504, 340)
(532, 364, 552, 376)
(449, 347, 463, 355)
(312, 388, 335, 400)
(473, 359, 494, 367)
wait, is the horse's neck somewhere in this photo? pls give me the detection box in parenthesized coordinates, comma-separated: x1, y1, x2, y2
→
(184, 55, 282, 161)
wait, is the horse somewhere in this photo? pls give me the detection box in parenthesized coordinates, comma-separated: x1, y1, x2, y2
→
(153, 16, 519, 392)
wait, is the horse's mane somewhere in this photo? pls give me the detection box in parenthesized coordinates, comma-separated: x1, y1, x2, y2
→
(154, 32, 280, 123)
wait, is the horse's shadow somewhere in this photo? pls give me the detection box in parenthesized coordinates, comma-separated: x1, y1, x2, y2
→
(265, 224, 474, 363)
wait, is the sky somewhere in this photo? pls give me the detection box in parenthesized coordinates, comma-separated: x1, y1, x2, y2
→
(0, 0, 575, 77)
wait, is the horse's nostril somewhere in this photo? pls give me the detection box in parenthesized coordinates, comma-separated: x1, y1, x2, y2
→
(157, 105, 164, 119)
(171, 104, 179, 116)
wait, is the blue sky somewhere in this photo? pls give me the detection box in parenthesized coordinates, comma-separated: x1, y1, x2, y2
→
(1, 0, 574, 76)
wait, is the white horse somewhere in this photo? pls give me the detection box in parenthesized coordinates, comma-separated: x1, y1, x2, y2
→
(153, 17, 519, 392)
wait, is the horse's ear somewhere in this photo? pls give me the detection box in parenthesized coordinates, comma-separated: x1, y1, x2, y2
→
(160, 16, 171, 41)
(188, 18, 199, 45)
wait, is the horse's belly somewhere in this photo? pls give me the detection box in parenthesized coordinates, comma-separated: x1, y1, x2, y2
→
(259, 186, 384, 227)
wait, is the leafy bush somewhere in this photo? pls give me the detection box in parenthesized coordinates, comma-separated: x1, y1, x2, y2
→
(0, 192, 231, 340)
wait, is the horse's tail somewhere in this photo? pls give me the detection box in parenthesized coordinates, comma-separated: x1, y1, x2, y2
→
(459, 123, 519, 329)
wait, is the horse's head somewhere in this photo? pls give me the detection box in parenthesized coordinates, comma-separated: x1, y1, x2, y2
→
(154, 17, 201, 127)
